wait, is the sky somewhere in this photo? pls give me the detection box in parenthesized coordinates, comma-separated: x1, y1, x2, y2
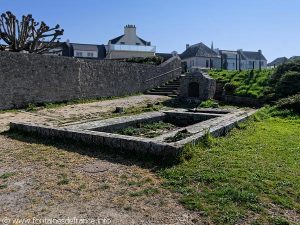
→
(1, 0, 300, 61)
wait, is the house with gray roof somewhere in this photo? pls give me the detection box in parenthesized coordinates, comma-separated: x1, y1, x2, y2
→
(106, 25, 156, 59)
(70, 43, 106, 59)
(181, 41, 267, 71)
(180, 43, 221, 69)
(267, 57, 288, 68)
(217, 49, 267, 70)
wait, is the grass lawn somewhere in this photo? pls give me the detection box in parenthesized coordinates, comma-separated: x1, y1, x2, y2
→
(209, 69, 273, 98)
(159, 110, 300, 224)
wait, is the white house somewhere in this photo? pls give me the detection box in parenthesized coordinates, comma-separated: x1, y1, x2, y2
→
(217, 49, 268, 70)
(106, 25, 156, 59)
(180, 42, 221, 69)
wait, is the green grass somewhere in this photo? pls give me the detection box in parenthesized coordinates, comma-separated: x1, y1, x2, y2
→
(159, 110, 300, 224)
(129, 187, 160, 197)
(57, 173, 69, 185)
(0, 172, 16, 179)
(209, 69, 274, 98)
(0, 184, 8, 189)
(199, 99, 219, 108)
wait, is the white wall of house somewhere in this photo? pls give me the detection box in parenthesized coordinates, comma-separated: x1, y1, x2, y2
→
(241, 60, 267, 70)
(74, 50, 98, 58)
(107, 25, 155, 59)
(183, 57, 221, 69)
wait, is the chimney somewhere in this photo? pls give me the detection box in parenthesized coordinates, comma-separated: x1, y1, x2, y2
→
(186, 44, 190, 49)
(124, 24, 136, 36)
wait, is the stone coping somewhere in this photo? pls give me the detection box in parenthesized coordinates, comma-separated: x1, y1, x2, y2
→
(9, 108, 256, 158)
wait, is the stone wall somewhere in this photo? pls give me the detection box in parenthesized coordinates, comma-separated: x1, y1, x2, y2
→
(179, 70, 216, 100)
(221, 94, 263, 107)
(0, 51, 181, 110)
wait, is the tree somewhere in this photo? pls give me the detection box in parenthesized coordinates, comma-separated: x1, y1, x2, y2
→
(0, 11, 64, 53)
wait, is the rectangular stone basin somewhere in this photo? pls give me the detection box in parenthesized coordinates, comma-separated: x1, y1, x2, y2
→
(9, 108, 256, 158)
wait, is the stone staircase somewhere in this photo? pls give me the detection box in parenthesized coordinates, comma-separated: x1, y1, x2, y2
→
(146, 77, 180, 97)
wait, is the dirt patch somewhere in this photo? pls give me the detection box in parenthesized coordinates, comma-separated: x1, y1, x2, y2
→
(0, 95, 207, 224)
(0, 134, 204, 224)
(0, 95, 170, 132)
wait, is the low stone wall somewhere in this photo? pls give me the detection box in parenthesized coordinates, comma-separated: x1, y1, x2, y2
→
(214, 82, 263, 107)
(9, 109, 256, 159)
(0, 51, 181, 110)
(214, 82, 224, 100)
(221, 94, 263, 107)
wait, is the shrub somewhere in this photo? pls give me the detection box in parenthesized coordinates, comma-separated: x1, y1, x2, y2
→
(275, 94, 300, 114)
(275, 71, 300, 97)
(199, 99, 219, 108)
(266, 59, 300, 99)
(209, 69, 273, 99)
(269, 60, 300, 87)
(124, 56, 164, 65)
(224, 83, 237, 94)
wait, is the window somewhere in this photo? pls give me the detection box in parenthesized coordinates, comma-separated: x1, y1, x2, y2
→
(120, 42, 125, 45)
(76, 52, 83, 57)
(87, 52, 94, 57)
(136, 43, 140, 45)
(206, 60, 209, 68)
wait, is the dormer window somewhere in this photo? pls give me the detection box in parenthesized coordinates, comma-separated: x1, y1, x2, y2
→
(120, 42, 125, 45)
(136, 43, 140, 45)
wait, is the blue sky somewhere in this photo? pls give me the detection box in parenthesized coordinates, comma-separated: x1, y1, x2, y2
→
(1, 0, 299, 61)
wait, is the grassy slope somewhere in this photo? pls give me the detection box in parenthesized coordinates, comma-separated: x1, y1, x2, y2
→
(160, 112, 300, 224)
(209, 69, 273, 98)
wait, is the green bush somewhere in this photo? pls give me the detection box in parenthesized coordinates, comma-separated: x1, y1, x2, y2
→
(275, 94, 300, 113)
(199, 99, 219, 108)
(124, 56, 164, 65)
(224, 83, 237, 94)
(266, 60, 300, 99)
(209, 69, 273, 99)
(269, 60, 300, 87)
(275, 71, 300, 97)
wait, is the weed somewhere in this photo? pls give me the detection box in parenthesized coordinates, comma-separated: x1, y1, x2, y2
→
(269, 217, 290, 225)
(99, 184, 110, 190)
(0, 172, 16, 179)
(129, 187, 159, 197)
(118, 121, 175, 138)
(57, 173, 69, 185)
(165, 129, 192, 143)
(0, 184, 7, 189)
(26, 103, 38, 112)
(199, 99, 219, 108)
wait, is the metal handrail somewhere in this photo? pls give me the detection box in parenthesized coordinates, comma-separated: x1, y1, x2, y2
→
(144, 67, 182, 82)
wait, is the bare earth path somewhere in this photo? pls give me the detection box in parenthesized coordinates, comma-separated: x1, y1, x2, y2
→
(0, 95, 170, 132)
(0, 95, 205, 225)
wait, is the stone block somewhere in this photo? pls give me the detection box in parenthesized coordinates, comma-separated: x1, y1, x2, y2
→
(179, 70, 216, 100)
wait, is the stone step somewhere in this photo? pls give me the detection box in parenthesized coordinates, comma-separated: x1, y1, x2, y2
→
(163, 84, 180, 87)
(153, 86, 179, 90)
(145, 77, 181, 97)
(146, 91, 174, 96)
(168, 81, 180, 84)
